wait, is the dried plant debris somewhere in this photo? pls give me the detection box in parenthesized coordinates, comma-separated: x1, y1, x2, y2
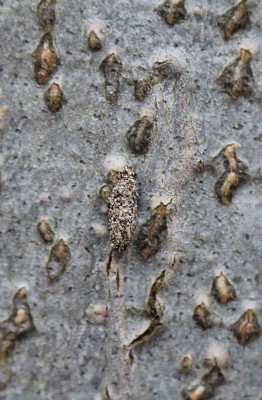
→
(0, 289, 35, 366)
(134, 78, 152, 101)
(215, 143, 248, 205)
(136, 202, 168, 259)
(33, 33, 58, 85)
(100, 53, 122, 104)
(126, 115, 153, 155)
(37, 219, 54, 243)
(182, 365, 225, 400)
(155, 0, 187, 25)
(108, 167, 137, 252)
(180, 355, 193, 374)
(153, 60, 181, 82)
(46, 239, 71, 281)
(44, 82, 64, 112)
(217, 0, 251, 40)
(147, 270, 166, 319)
(193, 303, 213, 330)
(216, 48, 255, 100)
(230, 309, 261, 345)
(128, 270, 165, 348)
(99, 184, 113, 203)
(87, 30, 102, 51)
(37, 0, 56, 32)
(128, 319, 162, 348)
(211, 272, 236, 304)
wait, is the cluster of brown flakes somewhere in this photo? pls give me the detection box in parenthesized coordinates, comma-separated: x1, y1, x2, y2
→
(100, 53, 122, 104)
(36, 219, 71, 281)
(217, 0, 251, 40)
(33, 0, 64, 112)
(182, 364, 225, 400)
(107, 167, 137, 252)
(155, 0, 187, 26)
(0, 289, 35, 388)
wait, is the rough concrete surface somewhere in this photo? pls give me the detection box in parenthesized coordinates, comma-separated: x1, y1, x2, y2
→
(0, 0, 262, 399)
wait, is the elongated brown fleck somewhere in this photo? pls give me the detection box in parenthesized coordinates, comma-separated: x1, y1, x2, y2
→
(100, 53, 121, 104)
(128, 319, 162, 348)
(147, 270, 166, 319)
(37, 0, 56, 32)
(33, 33, 58, 85)
(215, 143, 248, 205)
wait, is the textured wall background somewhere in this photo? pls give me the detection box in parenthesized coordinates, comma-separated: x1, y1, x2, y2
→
(0, 0, 261, 399)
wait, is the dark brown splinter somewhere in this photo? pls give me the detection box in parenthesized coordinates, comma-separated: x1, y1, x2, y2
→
(147, 270, 166, 319)
(100, 53, 122, 104)
(217, 0, 251, 40)
(136, 202, 168, 259)
(44, 82, 64, 112)
(155, 0, 187, 25)
(46, 239, 71, 281)
(128, 319, 162, 348)
(33, 33, 59, 85)
(37, 0, 56, 32)
(230, 309, 261, 345)
(182, 364, 225, 399)
(126, 115, 153, 155)
(37, 219, 54, 243)
(128, 270, 165, 348)
(193, 303, 213, 330)
(108, 167, 137, 252)
(211, 272, 236, 304)
(216, 48, 255, 100)
(87, 30, 102, 51)
(215, 143, 248, 205)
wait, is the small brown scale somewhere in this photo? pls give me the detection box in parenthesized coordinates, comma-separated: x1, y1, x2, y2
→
(44, 82, 64, 112)
(155, 0, 187, 25)
(211, 272, 236, 304)
(217, 0, 251, 40)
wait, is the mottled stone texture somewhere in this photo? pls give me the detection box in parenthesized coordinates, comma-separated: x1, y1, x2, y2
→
(0, 1, 261, 399)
